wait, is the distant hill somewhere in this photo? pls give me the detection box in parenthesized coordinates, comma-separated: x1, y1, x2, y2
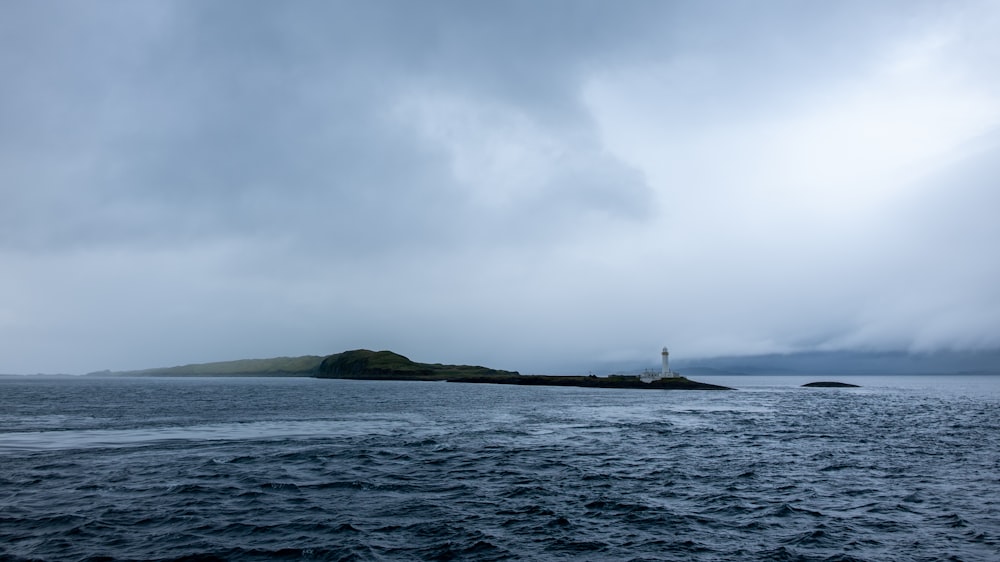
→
(88, 350, 514, 379)
(92, 355, 324, 377)
(676, 349, 1000, 376)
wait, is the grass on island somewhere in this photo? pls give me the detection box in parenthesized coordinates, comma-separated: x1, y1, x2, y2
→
(318, 349, 518, 380)
(95, 356, 325, 377)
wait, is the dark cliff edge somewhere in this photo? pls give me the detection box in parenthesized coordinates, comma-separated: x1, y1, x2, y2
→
(318, 350, 732, 390)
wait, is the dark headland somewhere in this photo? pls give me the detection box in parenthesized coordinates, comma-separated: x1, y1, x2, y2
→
(318, 350, 732, 390)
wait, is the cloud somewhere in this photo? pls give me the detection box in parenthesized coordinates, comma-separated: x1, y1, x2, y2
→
(1, 1, 999, 373)
(580, 1, 1000, 361)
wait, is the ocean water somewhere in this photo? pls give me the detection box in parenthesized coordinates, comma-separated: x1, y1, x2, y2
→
(1, 375, 998, 561)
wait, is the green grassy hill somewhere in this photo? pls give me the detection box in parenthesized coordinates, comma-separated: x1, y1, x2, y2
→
(98, 355, 324, 377)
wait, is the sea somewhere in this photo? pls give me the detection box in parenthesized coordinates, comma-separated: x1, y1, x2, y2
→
(1, 374, 998, 561)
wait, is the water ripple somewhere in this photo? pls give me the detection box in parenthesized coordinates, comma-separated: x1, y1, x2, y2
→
(1, 376, 999, 561)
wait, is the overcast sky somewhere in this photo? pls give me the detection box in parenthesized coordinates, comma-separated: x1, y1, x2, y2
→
(2, 1, 999, 374)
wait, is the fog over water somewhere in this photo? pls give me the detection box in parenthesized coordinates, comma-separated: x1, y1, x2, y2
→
(2, 1, 999, 374)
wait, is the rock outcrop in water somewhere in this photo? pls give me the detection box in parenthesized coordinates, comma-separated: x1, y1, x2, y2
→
(448, 374, 731, 390)
(802, 381, 860, 388)
(318, 350, 731, 390)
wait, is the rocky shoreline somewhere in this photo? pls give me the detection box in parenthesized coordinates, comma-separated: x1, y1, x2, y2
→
(319, 350, 732, 390)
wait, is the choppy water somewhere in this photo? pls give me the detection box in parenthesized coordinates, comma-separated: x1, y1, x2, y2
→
(1, 375, 998, 561)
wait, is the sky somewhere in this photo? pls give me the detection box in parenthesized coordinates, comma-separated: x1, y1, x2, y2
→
(2, 1, 999, 375)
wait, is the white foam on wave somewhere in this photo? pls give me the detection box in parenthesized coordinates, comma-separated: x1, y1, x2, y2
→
(0, 415, 439, 453)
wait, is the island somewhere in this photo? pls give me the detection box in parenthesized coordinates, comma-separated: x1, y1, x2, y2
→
(318, 350, 732, 390)
(802, 381, 860, 388)
(87, 349, 732, 390)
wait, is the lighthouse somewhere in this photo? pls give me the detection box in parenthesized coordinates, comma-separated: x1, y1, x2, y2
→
(661, 347, 671, 377)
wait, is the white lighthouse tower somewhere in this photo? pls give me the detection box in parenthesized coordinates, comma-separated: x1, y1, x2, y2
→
(641, 346, 678, 382)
